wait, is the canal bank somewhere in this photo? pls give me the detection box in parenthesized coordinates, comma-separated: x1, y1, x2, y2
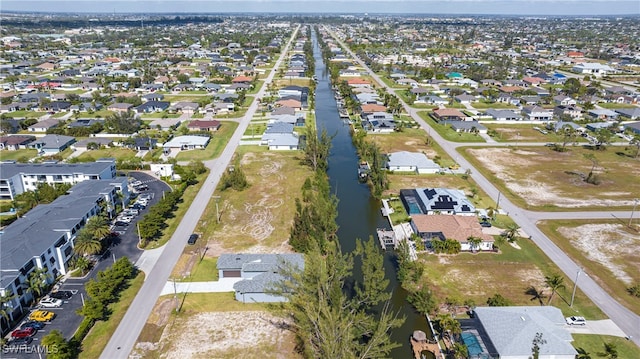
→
(311, 28, 433, 358)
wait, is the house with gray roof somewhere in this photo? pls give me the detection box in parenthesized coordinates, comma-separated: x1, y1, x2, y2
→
(217, 253, 304, 303)
(485, 109, 523, 121)
(29, 134, 76, 155)
(0, 178, 128, 324)
(614, 107, 640, 120)
(386, 151, 441, 174)
(471, 306, 577, 359)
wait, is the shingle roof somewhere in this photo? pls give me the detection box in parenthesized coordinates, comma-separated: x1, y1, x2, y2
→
(474, 306, 577, 357)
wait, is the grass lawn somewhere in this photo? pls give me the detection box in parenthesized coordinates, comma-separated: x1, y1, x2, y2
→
(2, 111, 47, 118)
(470, 101, 518, 109)
(162, 94, 209, 103)
(483, 123, 576, 143)
(571, 334, 640, 358)
(140, 112, 181, 119)
(597, 102, 638, 109)
(195, 148, 313, 252)
(175, 121, 238, 161)
(417, 236, 606, 320)
(244, 122, 267, 136)
(78, 272, 145, 359)
(538, 219, 640, 315)
(0, 149, 37, 161)
(274, 78, 313, 88)
(76, 147, 138, 162)
(417, 112, 486, 143)
(171, 255, 219, 282)
(144, 171, 209, 250)
(375, 74, 401, 88)
(461, 145, 640, 211)
(76, 110, 115, 119)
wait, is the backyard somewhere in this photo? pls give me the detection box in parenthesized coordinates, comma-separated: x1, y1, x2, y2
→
(418, 236, 606, 320)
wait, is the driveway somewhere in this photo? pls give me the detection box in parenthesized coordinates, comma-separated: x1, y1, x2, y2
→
(159, 278, 241, 296)
(565, 319, 628, 338)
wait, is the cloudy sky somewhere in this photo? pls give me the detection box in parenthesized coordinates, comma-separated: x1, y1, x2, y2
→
(2, 0, 639, 15)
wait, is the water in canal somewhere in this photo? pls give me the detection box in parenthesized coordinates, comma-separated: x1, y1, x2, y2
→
(311, 29, 431, 358)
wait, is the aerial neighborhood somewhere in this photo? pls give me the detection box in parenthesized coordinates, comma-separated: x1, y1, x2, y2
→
(0, 10, 639, 359)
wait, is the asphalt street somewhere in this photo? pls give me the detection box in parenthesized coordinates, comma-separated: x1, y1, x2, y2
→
(100, 25, 301, 359)
(327, 25, 640, 346)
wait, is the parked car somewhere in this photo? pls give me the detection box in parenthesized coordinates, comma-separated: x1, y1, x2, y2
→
(565, 316, 586, 326)
(21, 321, 45, 330)
(114, 221, 129, 227)
(11, 327, 36, 338)
(480, 221, 492, 228)
(29, 310, 55, 322)
(39, 296, 63, 308)
(10, 336, 34, 345)
(49, 290, 73, 300)
(135, 184, 149, 191)
(188, 233, 198, 245)
(132, 203, 145, 210)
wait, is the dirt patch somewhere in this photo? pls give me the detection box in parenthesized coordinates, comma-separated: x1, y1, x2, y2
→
(467, 147, 638, 208)
(154, 311, 295, 359)
(558, 223, 640, 284)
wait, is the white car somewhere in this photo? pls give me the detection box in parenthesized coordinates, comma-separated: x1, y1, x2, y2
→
(39, 297, 63, 308)
(565, 316, 586, 326)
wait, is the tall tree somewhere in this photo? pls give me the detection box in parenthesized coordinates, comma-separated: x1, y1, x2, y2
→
(73, 230, 103, 257)
(304, 126, 333, 172)
(24, 268, 50, 304)
(544, 273, 566, 305)
(354, 237, 391, 308)
(274, 243, 403, 359)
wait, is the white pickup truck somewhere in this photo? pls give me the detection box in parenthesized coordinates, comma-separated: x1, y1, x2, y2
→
(565, 316, 586, 326)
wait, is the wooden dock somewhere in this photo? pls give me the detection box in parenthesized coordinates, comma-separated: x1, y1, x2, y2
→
(410, 330, 441, 359)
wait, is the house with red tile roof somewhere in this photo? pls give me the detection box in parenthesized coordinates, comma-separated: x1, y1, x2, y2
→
(410, 214, 494, 252)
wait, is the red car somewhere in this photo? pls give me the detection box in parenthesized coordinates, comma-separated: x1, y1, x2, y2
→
(11, 327, 36, 338)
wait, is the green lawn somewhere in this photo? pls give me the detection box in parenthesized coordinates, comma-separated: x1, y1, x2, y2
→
(75, 110, 115, 119)
(76, 147, 138, 162)
(417, 111, 486, 143)
(571, 334, 639, 358)
(2, 111, 47, 118)
(597, 102, 638, 109)
(140, 112, 181, 119)
(78, 272, 145, 359)
(0, 149, 37, 161)
(175, 121, 238, 161)
(471, 101, 518, 109)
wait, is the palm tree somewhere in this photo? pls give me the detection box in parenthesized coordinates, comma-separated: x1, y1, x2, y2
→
(467, 236, 483, 252)
(503, 223, 520, 243)
(72, 256, 92, 276)
(24, 268, 50, 305)
(598, 342, 618, 359)
(84, 216, 111, 241)
(73, 230, 103, 257)
(0, 292, 16, 332)
(544, 273, 566, 305)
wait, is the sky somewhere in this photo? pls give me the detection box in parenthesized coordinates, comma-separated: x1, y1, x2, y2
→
(1, 0, 639, 16)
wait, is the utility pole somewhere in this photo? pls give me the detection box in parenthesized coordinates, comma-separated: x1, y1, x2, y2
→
(629, 198, 639, 228)
(570, 268, 582, 308)
(213, 196, 221, 223)
(173, 278, 178, 313)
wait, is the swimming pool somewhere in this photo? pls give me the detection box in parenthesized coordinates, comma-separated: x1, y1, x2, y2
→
(461, 332, 484, 357)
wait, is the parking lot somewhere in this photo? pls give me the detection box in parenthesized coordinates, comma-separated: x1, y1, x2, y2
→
(2, 172, 170, 358)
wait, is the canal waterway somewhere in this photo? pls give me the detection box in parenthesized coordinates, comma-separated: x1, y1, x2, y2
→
(311, 28, 431, 358)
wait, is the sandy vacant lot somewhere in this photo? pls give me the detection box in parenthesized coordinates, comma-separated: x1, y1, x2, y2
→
(558, 223, 640, 285)
(467, 147, 640, 208)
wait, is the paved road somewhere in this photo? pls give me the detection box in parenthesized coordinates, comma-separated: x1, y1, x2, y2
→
(325, 26, 640, 346)
(100, 25, 300, 359)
